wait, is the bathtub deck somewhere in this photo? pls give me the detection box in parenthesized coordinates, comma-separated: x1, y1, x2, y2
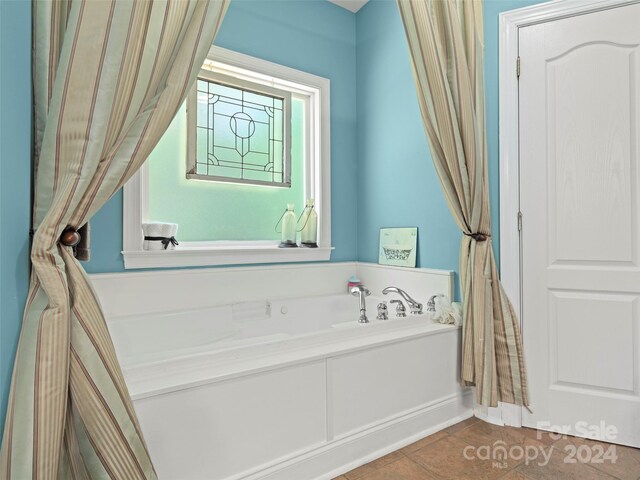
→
(334, 417, 640, 480)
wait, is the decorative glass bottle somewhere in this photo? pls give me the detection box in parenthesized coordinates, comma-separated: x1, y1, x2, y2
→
(278, 204, 298, 248)
(299, 198, 318, 248)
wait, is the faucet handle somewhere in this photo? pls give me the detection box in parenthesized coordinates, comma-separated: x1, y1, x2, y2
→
(426, 295, 437, 312)
(389, 299, 406, 317)
(376, 301, 388, 320)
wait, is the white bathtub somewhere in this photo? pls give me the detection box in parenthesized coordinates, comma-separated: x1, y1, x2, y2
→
(92, 262, 472, 480)
(111, 294, 398, 367)
(95, 263, 473, 480)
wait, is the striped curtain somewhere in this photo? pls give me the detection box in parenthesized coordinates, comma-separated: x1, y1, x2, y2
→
(397, 0, 529, 407)
(0, 1, 228, 478)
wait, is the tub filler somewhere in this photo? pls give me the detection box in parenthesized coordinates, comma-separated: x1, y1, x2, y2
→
(97, 264, 473, 480)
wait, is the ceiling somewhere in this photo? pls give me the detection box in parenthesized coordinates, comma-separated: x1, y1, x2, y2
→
(327, 0, 369, 13)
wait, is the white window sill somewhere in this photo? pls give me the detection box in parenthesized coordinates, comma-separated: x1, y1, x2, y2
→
(122, 245, 334, 269)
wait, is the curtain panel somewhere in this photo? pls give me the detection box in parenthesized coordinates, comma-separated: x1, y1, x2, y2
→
(1, 1, 228, 478)
(397, 0, 529, 407)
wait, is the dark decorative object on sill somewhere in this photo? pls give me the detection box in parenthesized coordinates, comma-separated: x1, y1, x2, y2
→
(144, 236, 179, 250)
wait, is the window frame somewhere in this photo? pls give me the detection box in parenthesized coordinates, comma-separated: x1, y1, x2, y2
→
(122, 46, 332, 269)
(186, 70, 293, 188)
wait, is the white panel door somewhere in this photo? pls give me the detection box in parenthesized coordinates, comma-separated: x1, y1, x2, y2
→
(519, 3, 640, 447)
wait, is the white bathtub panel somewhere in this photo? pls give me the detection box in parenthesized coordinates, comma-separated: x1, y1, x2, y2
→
(330, 330, 461, 438)
(256, 393, 473, 480)
(134, 361, 327, 480)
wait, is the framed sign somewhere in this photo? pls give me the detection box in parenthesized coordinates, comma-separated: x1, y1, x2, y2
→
(378, 227, 418, 267)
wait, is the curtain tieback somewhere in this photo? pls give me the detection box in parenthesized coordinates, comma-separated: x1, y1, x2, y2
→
(60, 228, 81, 247)
(464, 232, 491, 242)
(144, 236, 179, 249)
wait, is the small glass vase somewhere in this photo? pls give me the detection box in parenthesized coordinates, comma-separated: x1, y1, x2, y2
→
(277, 204, 298, 248)
(299, 198, 318, 248)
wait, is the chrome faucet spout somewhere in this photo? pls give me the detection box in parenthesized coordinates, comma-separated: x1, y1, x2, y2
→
(382, 286, 423, 315)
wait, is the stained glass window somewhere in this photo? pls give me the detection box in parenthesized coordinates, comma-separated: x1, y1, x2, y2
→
(187, 72, 291, 187)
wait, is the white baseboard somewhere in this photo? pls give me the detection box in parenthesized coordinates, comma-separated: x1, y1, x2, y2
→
(474, 401, 523, 428)
(240, 392, 473, 480)
(474, 403, 504, 427)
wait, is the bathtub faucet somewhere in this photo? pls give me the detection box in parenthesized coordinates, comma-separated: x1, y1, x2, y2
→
(350, 285, 371, 323)
(382, 287, 423, 315)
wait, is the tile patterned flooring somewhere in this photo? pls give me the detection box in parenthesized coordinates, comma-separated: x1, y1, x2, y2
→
(333, 417, 640, 480)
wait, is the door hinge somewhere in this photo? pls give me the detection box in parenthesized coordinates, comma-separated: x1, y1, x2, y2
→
(516, 56, 521, 78)
(517, 211, 523, 232)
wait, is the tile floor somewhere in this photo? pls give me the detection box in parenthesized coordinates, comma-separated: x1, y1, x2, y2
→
(333, 417, 640, 480)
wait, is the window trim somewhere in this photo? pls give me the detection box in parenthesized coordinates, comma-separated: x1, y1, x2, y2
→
(186, 70, 293, 188)
(122, 46, 332, 269)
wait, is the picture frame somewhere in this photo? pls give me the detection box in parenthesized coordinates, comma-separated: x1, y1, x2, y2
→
(378, 227, 418, 267)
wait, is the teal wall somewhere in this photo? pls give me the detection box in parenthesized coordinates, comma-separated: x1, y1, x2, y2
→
(355, 0, 460, 277)
(0, 0, 549, 433)
(355, 0, 545, 299)
(0, 0, 32, 435)
(85, 0, 357, 272)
